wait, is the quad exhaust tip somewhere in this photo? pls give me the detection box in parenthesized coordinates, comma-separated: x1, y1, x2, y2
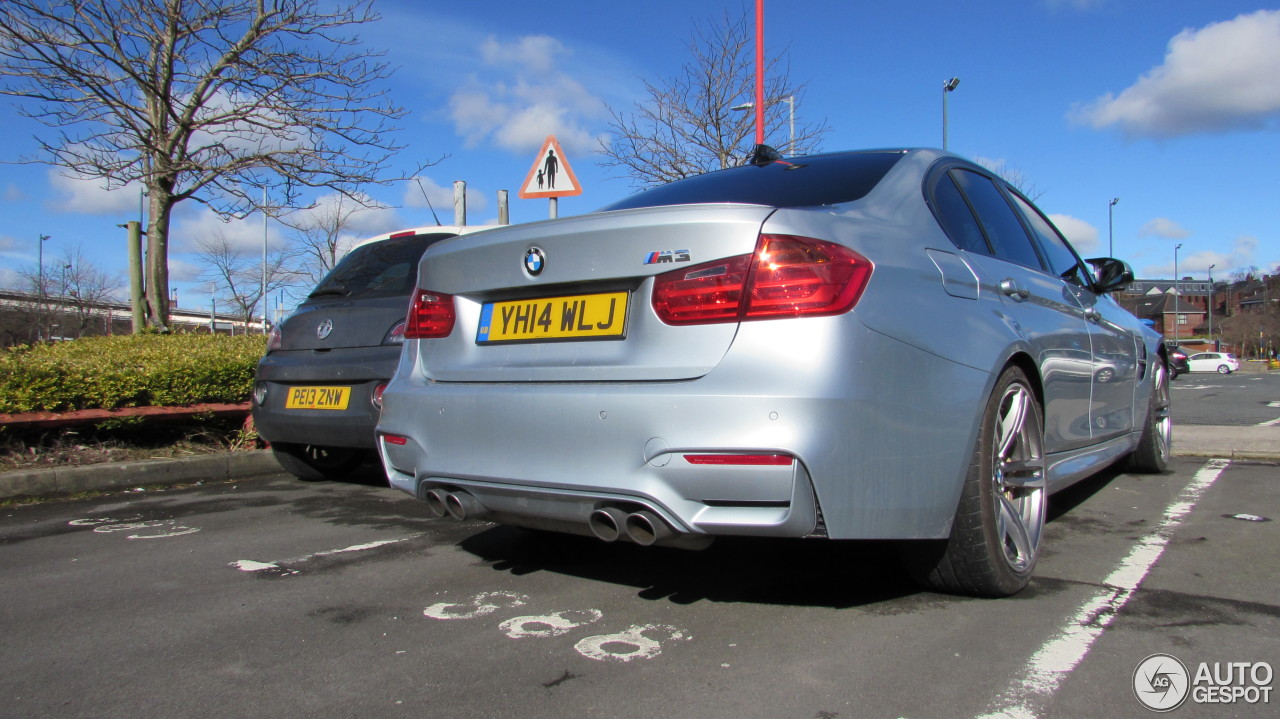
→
(422, 488, 489, 521)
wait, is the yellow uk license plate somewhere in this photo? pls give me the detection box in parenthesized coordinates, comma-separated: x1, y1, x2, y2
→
(477, 291, 628, 343)
(284, 386, 351, 410)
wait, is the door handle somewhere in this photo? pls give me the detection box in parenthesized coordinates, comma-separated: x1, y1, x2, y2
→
(1084, 308, 1101, 323)
(1000, 279, 1030, 301)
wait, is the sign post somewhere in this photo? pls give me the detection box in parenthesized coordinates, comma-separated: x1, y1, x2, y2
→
(518, 135, 582, 218)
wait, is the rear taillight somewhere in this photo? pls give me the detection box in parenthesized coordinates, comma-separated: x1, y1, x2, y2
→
(651, 235, 872, 325)
(266, 325, 282, 352)
(404, 288, 455, 339)
(382, 320, 406, 345)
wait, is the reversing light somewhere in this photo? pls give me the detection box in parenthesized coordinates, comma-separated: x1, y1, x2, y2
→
(651, 235, 872, 325)
(371, 382, 387, 412)
(252, 382, 268, 406)
(404, 288, 456, 339)
(683, 454, 794, 466)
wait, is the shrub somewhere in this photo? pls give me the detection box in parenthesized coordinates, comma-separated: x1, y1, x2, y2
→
(0, 334, 267, 414)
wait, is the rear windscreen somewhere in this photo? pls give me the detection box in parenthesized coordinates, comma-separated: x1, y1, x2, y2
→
(602, 150, 905, 211)
(306, 233, 456, 302)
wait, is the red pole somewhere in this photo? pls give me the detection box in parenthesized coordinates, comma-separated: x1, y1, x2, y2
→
(755, 0, 765, 145)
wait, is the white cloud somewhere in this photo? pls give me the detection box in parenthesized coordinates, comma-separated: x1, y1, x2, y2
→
(1048, 214, 1100, 254)
(403, 176, 490, 220)
(286, 192, 406, 240)
(1141, 235, 1257, 276)
(46, 170, 142, 216)
(0, 267, 21, 289)
(480, 35, 565, 74)
(1073, 10, 1280, 137)
(4, 184, 28, 202)
(170, 208, 285, 255)
(1138, 218, 1191, 239)
(448, 34, 607, 155)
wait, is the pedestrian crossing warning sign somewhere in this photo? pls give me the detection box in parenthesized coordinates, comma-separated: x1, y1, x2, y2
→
(518, 135, 583, 199)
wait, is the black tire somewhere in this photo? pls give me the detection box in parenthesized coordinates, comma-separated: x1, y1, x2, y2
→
(1217, 365, 1231, 374)
(1128, 360, 1171, 473)
(902, 366, 1047, 597)
(271, 443, 366, 481)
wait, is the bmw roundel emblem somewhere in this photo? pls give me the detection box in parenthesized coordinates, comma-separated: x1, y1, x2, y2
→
(524, 247, 545, 276)
(316, 318, 334, 340)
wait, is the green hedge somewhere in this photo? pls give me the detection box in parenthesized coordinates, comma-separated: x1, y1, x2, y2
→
(0, 334, 267, 414)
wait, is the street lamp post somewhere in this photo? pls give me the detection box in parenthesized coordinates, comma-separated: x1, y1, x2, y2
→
(1173, 243, 1182, 341)
(1207, 264, 1216, 348)
(37, 233, 51, 298)
(942, 77, 960, 151)
(1108, 197, 1119, 257)
(731, 95, 795, 153)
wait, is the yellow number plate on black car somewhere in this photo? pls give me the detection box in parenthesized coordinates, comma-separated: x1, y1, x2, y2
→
(284, 386, 351, 410)
(477, 292, 628, 343)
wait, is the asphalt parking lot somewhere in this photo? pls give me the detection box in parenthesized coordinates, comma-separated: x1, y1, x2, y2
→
(1, 452, 1277, 718)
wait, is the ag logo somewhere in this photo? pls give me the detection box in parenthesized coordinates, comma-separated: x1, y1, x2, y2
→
(1134, 653, 1190, 712)
(316, 318, 334, 340)
(524, 247, 545, 276)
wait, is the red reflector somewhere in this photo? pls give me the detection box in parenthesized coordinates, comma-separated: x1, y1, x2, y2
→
(382, 434, 408, 446)
(651, 235, 872, 325)
(683, 454, 794, 466)
(404, 288, 455, 339)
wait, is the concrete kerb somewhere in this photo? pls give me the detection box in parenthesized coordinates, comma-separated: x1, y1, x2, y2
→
(2, 426, 1276, 502)
(1, 450, 283, 501)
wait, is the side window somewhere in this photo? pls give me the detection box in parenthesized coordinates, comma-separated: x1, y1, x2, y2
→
(931, 173, 991, 254)
(950, 169, 1044, 270)
(1009, 193, 1091, 287)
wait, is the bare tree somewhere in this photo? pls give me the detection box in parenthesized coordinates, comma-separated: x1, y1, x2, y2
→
(13, 245, 123, 339)
(0, 0, 426, 330)
(281, 192, 381, 292)
(597, 11, 828, 189)
(194, 231, 291, 328)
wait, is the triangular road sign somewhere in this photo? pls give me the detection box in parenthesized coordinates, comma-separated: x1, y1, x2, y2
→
(518, 135, 583, 199)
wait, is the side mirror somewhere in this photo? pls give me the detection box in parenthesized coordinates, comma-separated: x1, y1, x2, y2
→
(1086, 257, 1134, 294)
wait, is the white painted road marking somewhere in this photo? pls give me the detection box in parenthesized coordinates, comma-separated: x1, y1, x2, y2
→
(230, 537, 412, 574)
(423, 591, 528, 620)
(69, 516, 200, 539)
(422, 591, 690, 662)
(977, 458, 1230, 719)
(574, 624, 690, 663)
(500, 609, 603, 639)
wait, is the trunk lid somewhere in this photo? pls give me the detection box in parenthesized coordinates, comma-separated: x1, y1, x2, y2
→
(415, 204, 775, 382)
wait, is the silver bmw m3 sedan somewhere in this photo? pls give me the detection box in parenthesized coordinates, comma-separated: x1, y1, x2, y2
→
(375, 148, 1172, 597)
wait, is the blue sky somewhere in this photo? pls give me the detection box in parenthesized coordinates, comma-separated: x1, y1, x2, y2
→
(2, 0, 1278, 314)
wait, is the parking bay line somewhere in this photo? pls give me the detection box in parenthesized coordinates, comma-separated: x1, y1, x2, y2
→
(976, 458, 1231, 719)
(230, 537, 417, 574)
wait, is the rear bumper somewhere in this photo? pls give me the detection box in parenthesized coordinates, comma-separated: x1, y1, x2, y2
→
(375, 318, 988, 541)
(252, 347, 397, 450)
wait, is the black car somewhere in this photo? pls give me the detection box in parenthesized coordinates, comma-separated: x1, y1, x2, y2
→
(253, 225, 487, 479)
(1167, 345, 1190, 379)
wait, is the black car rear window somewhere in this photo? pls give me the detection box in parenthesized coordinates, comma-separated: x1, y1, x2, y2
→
(602, 150, 905, 211)
(306, 232, 456, 302)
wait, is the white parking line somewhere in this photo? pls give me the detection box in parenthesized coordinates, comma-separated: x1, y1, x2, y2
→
(977, 459, 1230, 719)
(230, 537, 413, 573)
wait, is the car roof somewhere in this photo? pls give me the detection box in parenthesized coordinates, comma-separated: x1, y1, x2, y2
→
(351, 224, 493, 252)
